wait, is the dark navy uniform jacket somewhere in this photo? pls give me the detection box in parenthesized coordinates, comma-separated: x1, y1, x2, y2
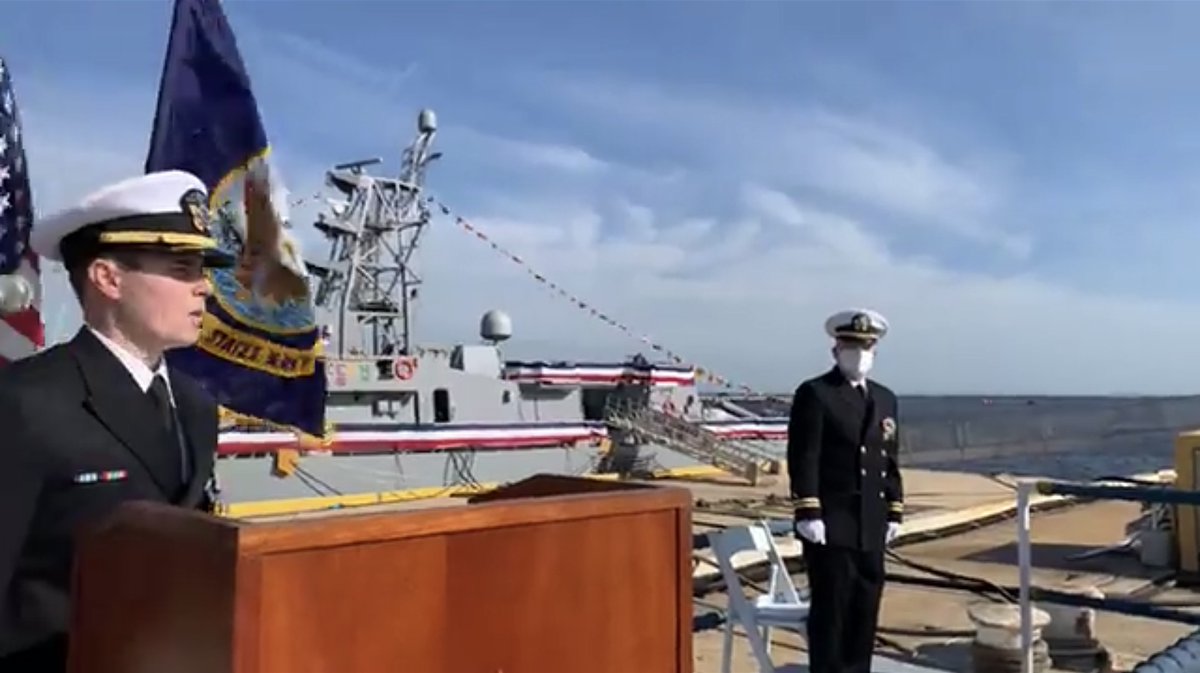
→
(0, 328, 217, 658)
(787, 366, 904, 550)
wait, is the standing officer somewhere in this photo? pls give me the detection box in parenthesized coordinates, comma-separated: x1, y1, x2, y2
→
(0, 170, 234, 671)
(787, 308, 904, 673)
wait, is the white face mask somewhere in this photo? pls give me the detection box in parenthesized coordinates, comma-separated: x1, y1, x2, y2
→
(836, 347, 874, 380)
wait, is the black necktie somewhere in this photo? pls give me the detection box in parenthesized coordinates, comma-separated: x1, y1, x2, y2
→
(147, 375, 189, 484)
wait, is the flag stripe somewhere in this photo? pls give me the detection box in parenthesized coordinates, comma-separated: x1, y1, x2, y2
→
(4, 259, 42, 345)
(0, 311, 37, 361)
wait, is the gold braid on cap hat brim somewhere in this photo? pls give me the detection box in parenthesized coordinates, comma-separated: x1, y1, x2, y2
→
(97, 231, 219, 250)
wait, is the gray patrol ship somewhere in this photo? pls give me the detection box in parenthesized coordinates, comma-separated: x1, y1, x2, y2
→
(209, 110, 1200, 515)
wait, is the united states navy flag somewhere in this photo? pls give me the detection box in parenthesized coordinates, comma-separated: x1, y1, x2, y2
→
(145, 0, 327, 441)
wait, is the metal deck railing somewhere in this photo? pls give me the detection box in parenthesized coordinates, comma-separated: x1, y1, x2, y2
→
(1017, 479, 1200, 673)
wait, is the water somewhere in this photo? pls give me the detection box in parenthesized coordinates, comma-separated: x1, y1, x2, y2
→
(895, 396, 1190, 482)
(915, 433, 1176, 482)
(726, 394, 1200, 483)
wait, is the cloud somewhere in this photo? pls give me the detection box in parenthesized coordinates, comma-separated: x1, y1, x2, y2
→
(517, 72, 1030, 254)
(11, 19, 1200, 396)
(410, 178, 1192, 396)
(455, 128, 609, 174)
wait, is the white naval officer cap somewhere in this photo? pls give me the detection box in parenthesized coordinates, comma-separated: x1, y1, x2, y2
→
(30, 170, 235, 268)
(824, 308, 889, 342)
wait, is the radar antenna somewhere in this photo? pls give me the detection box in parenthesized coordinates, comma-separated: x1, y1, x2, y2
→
(308, 109, 441, 360)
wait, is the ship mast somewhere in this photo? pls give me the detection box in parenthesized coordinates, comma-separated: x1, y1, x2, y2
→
(308, 110, 440, 362)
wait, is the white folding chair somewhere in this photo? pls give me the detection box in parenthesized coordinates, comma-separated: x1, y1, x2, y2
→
(707, 520, 810, 673)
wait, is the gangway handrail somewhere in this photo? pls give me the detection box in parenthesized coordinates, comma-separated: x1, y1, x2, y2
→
(1015, 477, 1177, 673)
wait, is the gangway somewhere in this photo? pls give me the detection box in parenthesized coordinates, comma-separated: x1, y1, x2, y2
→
(605, 398, 781, 485)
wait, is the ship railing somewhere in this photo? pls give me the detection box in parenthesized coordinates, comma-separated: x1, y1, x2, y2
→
(1015, 479, 1200, 673)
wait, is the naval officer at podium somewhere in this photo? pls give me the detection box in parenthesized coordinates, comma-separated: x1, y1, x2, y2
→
(787, 309, 904, 673)
(0, 171, 233, 671)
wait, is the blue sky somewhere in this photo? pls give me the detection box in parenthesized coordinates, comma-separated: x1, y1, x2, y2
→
(3, 1, 1200, 395)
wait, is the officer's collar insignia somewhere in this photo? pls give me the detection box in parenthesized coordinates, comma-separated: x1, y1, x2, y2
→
(180, 189, 210, 234)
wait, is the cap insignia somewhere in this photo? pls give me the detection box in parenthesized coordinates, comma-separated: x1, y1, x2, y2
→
(180, 189, 210, 234)
(851, 312, 871, 333)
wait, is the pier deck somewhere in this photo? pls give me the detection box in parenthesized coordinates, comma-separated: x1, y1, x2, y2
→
(675, 466, 1171, 581)
(237, 466, 1186, 672)
(694, 499, 1196, 672)
(244, 465, 1107, 524)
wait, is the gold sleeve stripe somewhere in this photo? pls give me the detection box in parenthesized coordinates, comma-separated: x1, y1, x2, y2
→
(888, 502, 904, 512)
(792, 497, 820, 508)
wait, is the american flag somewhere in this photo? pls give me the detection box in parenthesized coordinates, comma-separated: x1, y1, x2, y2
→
(0, 58, 43, 364)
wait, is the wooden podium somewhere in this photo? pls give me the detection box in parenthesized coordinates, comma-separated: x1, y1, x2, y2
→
(67, 474, 694, 673)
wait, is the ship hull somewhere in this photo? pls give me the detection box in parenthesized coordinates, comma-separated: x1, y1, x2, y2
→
(214, 394, 1200, 514)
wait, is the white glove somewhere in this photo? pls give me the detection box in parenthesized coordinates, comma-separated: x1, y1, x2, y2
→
(886, 522, 901, 545)
(794, 519, 826, 544)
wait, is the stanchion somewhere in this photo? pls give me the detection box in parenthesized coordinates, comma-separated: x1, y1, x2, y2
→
(1017, 481, 1035, 673)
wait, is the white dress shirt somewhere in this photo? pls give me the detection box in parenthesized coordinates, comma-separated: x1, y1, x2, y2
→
(87, 327, 176, 406)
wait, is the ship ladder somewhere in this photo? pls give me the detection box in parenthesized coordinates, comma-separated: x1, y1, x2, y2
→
(605, 403, 780, 485)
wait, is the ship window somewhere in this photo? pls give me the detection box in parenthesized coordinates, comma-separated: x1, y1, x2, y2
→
(433, 388, 451, 423)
